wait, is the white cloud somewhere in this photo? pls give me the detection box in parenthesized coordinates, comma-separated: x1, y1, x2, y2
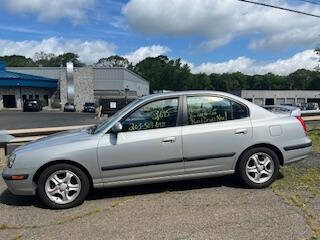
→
(0, 37, 117, 64)
(190, 49, 319, 75)
(1, 0, 95, 24)
(124, 45, 170, 64)
(123, 0, 320, 50)
(0, 37, 317, 75)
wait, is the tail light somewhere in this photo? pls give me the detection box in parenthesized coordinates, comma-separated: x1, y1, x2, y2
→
(296, 116, 307, 134)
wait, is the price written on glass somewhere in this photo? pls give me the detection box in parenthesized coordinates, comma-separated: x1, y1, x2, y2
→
(128, 108, 170, 131)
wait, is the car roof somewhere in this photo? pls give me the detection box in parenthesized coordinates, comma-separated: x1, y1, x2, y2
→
(140, 90, 243, 100)
(137, 90, 275, 120)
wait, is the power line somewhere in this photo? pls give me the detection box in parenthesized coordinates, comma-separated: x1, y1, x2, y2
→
(296, 0, 320, 6)
(237, 0, 320, 18)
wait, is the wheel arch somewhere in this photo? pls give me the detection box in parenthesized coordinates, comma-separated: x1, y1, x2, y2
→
(235, 143, 284, 171)
(33, 160, 93, 188)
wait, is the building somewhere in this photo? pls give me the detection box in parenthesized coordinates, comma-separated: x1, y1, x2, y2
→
(233, 90, 320, 106)
(0, 62, 150, 111)
(0, 62, 58, 109)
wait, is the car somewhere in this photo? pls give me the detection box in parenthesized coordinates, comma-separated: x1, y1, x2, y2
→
(280, 103, 296, 107)
(2, 91, 312, 209)
(305, 102, 319, 111)
(23, 99, 42, 112)
(83, 102, 96, 113)
(64, 103, 76, 112)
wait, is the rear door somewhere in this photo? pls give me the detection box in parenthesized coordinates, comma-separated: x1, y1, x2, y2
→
(182, 95, 253, 174)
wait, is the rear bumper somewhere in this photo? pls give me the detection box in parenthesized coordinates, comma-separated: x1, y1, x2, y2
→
(283, 138, 312, 165)
(2, 167, 37, 196)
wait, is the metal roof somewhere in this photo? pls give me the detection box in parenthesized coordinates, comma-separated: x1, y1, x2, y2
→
(0, 62, 57, 88)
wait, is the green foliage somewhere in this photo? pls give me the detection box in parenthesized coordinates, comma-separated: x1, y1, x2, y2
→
(95, 55, 130, 68)
(0, 55, 36, 67)
(134, 55, 320, 92)
(0, 52, 85, 68)
(36, 52, 85, 67)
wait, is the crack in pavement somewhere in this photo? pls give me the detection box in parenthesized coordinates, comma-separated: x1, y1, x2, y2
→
(0, 196, 135, 232)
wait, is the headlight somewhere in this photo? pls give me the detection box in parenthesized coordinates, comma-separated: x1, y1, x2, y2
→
(7, 153, 16, 168)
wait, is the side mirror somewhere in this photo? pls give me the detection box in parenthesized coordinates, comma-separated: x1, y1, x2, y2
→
(111, 122, 123, 134)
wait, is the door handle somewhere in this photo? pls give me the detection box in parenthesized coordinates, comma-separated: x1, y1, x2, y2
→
(162, 137, 176, 143)
(235, 129, 248, 135)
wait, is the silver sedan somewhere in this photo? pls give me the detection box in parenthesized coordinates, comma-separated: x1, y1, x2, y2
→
(2, 91, 312, 209)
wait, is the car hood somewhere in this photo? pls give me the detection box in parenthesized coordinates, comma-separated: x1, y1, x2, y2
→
(14, 128, 93, 153)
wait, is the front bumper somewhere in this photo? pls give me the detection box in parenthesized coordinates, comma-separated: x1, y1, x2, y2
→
(2, 167, 37, 196)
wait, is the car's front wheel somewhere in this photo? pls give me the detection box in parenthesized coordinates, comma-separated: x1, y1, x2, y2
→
(37, 164, 90, 209)
(238, 147, 280, 188)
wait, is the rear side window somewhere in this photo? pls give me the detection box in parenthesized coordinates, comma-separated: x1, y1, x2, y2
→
(121, 98, 179, 132)
(232, 101, 249, 120)
(187, 96, 248, 125)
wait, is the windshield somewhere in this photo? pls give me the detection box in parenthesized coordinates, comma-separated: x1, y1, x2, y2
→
(94, 98, 143, 134)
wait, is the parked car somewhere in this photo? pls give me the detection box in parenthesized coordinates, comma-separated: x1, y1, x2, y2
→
(2, 91, 312, 209)
(64, 103, 76, 112)
(280, 103, 296, 107)
(83, 102, 96, 113)
(23, 99, 42, 112)
(305, 102, 319, 111)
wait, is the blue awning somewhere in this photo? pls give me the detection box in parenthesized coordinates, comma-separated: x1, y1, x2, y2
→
(0, 62, 58, 89)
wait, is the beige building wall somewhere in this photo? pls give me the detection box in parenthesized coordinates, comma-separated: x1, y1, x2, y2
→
(60, 67, 95, 111)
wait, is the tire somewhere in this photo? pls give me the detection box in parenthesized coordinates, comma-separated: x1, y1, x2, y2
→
(238, 147, 280, 189)
(37, 164, 90, 209)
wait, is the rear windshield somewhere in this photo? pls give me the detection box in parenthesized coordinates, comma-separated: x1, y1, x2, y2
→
(85, 103, 95, 106)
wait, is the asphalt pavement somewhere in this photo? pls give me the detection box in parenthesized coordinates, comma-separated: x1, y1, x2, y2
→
(0, 110, 99, 130)
(0, 153, 319, 240)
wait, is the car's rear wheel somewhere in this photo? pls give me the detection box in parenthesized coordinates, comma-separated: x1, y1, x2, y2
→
(37, 164, 90, 209)
(238, 147, 280, 188)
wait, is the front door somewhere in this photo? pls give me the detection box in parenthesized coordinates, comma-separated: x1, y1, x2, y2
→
(182, 95, 252, 174)
(97, 97, 184, 184)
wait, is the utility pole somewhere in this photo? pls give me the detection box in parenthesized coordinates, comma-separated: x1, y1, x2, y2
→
(17, 83, 22, 109)
(124, 86, 129, 105)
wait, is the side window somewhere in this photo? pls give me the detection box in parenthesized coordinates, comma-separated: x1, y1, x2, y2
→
(232, 101, 249, 120)
(187, 96, 249, 125)
(121, 98, 179, 132)
(187, 96, 232, 125)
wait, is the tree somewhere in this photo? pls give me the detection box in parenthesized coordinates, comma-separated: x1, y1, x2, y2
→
(34, 52, 55, 67)
(0, 55, 36, 67)
(95, 55, 130, 68)
(134, 55, 194, 92)
(49, 53, 85, 67)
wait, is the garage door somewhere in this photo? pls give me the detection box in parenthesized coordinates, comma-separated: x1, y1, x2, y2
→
(3, 95, 16, 108)
(253, 98, 264, 106)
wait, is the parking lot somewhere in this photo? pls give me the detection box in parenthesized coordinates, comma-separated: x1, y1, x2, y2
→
(0, 111, 99, 130)
(0, 152, 319, 240)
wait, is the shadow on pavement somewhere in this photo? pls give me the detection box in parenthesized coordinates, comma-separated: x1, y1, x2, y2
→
(87, 175, 247, 201)
(0, 175, 249, 208)
(0, 189, 40, 207)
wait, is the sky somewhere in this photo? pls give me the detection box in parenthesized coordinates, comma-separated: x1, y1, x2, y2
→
(0, 0, 319, 75)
